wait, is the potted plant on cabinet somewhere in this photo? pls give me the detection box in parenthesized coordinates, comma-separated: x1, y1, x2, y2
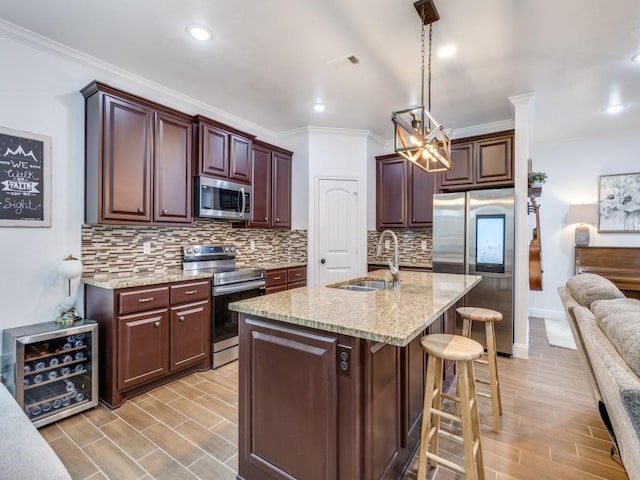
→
(529, 171, 547, 188)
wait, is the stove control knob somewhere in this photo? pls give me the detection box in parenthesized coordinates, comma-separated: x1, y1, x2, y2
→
(194, 247, 200, 254)
(186, 248, 193, 254)
(224, 247, 230, 252)
(230, 246, 235, 252)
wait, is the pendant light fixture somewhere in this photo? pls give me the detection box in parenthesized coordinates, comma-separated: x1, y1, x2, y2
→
(392, 0, 452, 173)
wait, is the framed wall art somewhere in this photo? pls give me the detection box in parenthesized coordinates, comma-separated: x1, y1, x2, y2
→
(0, 126, 51, 227)
(598, 172, 640, 232)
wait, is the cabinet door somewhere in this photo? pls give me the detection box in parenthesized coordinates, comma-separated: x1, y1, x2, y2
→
(102, 95, 153, 222)
(271, 151, 292, 228)
(402, 332, 426, 447)
(476, 135, 513, 185)
(117, 309, 169, 390)
(439, 142, 474, 189)
(249, 144, 271, 228)
(170, 300, 210, 372)
(229, 134, 252, 184)
(154, 112, 192, 223)
(376, 157, 407, 228)
(408, 163, 435, 227)
(239, 318, 338, 480)
(199, 123, 229, 178)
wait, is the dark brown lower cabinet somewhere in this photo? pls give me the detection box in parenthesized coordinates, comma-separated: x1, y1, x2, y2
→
(238, 312, 454, 480)
(85, 279, 211, 408)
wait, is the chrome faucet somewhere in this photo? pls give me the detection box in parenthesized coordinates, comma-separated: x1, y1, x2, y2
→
(376, 230, 400, 287)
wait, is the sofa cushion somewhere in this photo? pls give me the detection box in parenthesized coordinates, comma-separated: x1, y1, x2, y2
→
(566, 273, 625, 308)
(592, 305, 640, 379)
(591, 297, 640, 319)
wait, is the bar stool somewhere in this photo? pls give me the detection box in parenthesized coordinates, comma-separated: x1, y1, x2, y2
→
(457, 306, 503, 433)
(417, 334, 485, 480)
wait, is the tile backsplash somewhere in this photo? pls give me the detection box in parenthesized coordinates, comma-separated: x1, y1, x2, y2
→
(81, 219, 307, 275)
(367, 230, 432, 265)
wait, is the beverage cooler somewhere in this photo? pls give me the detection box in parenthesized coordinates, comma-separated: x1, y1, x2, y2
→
(2, 320, 98, 428)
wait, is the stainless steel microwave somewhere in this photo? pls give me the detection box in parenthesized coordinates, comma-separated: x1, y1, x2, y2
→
(196, 177, 251, 220)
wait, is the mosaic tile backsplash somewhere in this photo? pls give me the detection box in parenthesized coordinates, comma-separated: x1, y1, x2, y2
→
(81, 219, 307, 275)
(367, 230, 433, 265)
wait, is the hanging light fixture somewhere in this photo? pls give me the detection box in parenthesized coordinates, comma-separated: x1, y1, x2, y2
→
(392, 0, 452, 173)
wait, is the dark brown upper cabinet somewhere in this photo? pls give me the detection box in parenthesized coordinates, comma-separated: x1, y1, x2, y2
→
(438, 130, 514, 191)
(376, 154, 434, 230)
(194, 115, 254, 185)
(249, 140, 293, 229)
(82, 82, 193, 225)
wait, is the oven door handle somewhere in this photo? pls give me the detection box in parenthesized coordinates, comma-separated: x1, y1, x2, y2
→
(240, 187, 246, 218)
(213, 280, 266, 296)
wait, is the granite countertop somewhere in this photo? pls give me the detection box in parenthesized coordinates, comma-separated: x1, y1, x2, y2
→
(238, 261, 307, 270)
(368, 260, 432, 269)
(229, 270, 481, 347)
(82, 269, 213, 289)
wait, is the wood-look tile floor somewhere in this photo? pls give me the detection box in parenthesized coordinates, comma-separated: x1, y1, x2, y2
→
(41, 318, 629, 480)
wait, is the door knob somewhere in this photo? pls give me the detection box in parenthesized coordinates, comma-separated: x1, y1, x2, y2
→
(320, 258, 326, 264)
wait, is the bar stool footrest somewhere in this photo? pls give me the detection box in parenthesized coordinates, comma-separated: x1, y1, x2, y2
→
(425, 452, 466, 475)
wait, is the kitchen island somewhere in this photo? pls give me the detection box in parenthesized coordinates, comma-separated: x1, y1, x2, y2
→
(229, 269, 481, 480)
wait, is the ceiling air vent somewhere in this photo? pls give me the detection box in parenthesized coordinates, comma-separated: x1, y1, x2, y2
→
(328, 54, 362, 70)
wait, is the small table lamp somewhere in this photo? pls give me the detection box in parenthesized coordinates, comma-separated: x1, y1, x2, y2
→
(567, 204, 598, 247)
(57, 255, 83, 324)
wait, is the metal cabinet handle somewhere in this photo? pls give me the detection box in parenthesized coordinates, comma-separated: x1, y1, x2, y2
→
(154, 321, 160, 327)
(179, 316, 185, 322)
(162, 209, 167, 214)
(184, 290, 197, 295)
(264, 216, 268, 221)
(273, 276, 281, 280)
(138, 297, 154, 303)
(413, 218, 416, 222)
(276, 217, 280, 222)
(137, 208, 143, 213)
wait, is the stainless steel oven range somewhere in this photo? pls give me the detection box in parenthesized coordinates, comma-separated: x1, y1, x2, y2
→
(182, 244, 265, 368)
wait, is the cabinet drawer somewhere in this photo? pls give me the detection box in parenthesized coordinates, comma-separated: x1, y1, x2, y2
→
(287, 280, 307, 290)
(287, 266, 307, 284)
(170, 281, 210, 304)
(119, 287, 169, 315)
(266, 269, 287, 287)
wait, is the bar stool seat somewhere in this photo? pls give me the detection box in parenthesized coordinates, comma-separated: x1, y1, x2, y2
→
(417, 334, 485, 480)
(457, 307, 503, 433)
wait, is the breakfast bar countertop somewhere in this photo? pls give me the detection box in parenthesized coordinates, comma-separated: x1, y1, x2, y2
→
(229, 270, 481, 346)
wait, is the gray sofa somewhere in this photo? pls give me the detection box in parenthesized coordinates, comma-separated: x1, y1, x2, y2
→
(559, 273, 640, 480)
(0, 382, 71, 479)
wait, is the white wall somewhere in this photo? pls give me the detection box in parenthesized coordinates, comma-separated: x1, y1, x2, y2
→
(279, 130, 309, 230)
(529, 128, 640, 319)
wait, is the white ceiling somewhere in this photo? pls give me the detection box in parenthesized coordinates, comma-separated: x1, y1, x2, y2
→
(1, 0, 639, 143)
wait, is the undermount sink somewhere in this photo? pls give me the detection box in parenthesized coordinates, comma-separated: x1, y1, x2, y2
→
(328, 278, 390, 292)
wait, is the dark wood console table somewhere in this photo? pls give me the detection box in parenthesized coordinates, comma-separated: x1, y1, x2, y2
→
(575, 246, 640, 299)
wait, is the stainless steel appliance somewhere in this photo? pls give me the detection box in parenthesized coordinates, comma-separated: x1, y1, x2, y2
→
(432, 188, 515, 355)
(183, 244, 265, 368)
(196, 177, 251, 220)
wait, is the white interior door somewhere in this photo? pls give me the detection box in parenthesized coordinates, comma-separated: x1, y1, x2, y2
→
(316, 178, 359, 285)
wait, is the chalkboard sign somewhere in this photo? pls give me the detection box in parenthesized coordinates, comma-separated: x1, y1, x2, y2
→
(0, 126, 51, 227)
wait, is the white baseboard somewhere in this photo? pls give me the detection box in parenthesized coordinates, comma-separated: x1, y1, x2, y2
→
(512, 343, 529, 359)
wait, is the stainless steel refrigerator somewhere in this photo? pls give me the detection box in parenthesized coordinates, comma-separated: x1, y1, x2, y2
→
(432, 188, 515, 355)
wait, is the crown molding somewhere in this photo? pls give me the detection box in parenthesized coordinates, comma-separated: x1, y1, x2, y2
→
(450, 119, 515, 139)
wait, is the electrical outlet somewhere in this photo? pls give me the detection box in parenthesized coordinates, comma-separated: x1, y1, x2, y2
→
(385, 239, 391, 249)
(143, 241, 151, 254)
(250, 240, 255, 251)
(421, 240, 427, 251)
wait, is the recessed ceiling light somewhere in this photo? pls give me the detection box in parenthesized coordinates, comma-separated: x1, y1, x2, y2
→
(632, 52, 640, 63)
(187, 25, 212, 41)
(605, 104, 625, 114)
(313, 103, 326, 113)
(437, 44, 457, 58)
